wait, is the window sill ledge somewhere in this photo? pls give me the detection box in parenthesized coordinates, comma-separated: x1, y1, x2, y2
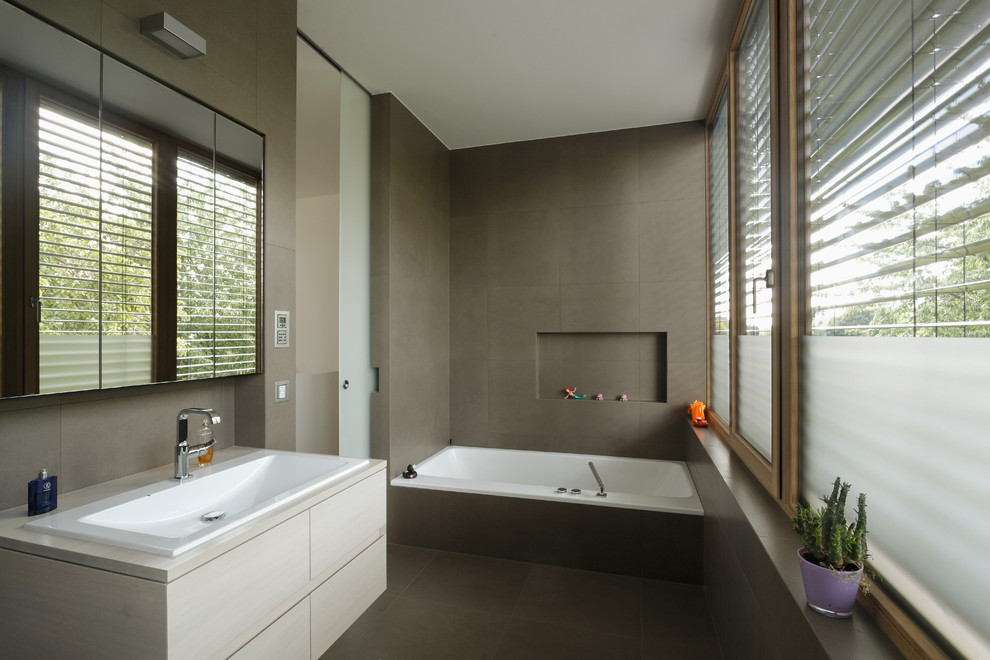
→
(685, 423, 903, 659)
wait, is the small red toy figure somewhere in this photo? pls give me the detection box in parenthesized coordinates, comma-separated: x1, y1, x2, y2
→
(688, 400, 708, 427)
(563, 387, 585, 399)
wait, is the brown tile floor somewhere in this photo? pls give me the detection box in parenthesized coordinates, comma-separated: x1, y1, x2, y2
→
(323, 544, 722, 660)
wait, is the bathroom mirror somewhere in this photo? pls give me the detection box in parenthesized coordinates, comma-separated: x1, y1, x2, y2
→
(0, 1, 264, 398)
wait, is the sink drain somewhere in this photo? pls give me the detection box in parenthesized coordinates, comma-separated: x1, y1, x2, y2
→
(201, 510, 226, 522)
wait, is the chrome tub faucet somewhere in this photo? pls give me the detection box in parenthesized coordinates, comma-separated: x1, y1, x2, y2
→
(174, 408, 220, 480)
(588, 461, 607, 497)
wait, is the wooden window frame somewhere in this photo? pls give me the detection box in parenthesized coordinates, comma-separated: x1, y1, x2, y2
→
(704, 0, 958, 657)
(704, 0, 783, 498)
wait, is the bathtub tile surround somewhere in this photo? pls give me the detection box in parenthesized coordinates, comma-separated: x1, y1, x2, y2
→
(449, 122, 707, 462)
(327, 544, 722, 659)
(390, 484, 702, 584)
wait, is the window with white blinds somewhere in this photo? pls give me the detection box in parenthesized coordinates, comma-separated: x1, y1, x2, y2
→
(738, 0, 774, 336)
(37, 100, 152, 392)
(803, 1, 990, 656)
(176, 153, 258, 380)
(806, 0, 990, 336)
(735, 0, 774, 461)
(709, 96, 730, 420)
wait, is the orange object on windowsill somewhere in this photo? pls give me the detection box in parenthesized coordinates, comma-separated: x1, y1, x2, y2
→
(688, 400, 708, 427)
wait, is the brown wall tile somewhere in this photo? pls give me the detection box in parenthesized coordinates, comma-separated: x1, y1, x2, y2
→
(450, 216, 488, 286)
(487, 139, 560, 214)
(0, 406, 62, 511)
(560, 283, 640, 332)
(638, 198, 707, 283)
(450, 122, 706, 459)
(451, 287, 487, 361)
(559, 128, 639, 208)
(450, 147, 489, 217)
(559, 204, 640, 285)
(487, 286, 560, 361)
(638, 122, 706, 202)
(450, 359, 488, 440)
(487, 210, 560, 287)
(372, 94, 451, 476)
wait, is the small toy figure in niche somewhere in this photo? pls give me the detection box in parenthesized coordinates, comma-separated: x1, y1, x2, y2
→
(563, 387, 585, 399)
(595, 393, 604, 401)
(618, 394, 628, 402)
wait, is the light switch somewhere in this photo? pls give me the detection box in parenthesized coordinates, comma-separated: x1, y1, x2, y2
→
(274, 310, 290, 348)
(275, 380, 289, 403)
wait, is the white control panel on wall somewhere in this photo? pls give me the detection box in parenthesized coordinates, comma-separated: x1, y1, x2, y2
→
(274, 310, 290, 348)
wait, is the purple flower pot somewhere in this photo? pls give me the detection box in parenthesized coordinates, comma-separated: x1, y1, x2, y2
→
(797, 548, 864, 618)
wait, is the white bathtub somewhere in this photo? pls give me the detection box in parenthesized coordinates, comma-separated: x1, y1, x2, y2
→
(390, 445, 703, 515)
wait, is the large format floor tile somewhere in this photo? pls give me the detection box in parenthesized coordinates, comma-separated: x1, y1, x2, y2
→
(324, 544, 722, 659)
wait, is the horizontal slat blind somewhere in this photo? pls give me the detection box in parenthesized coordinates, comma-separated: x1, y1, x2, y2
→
(176, 155, 215, 379)
(735, 0, 773, 461)
(709, 97, 731, 419)
(803, 1, 990, 657)
(37, 101, 152, 392)
(176, 152, 258, 380)
(738, 0, 773, 336)
(807, 0, 990, 336)
(213, 168, 258, 376)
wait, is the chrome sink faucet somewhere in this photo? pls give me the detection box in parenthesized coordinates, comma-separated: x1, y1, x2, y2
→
(174, 408, 221, 480)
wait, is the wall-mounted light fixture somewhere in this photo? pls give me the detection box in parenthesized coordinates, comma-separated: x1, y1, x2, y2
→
(139, 12, 206, 59)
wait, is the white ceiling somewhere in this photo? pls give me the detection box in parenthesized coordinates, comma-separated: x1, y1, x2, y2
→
(297, 0, 740, 150)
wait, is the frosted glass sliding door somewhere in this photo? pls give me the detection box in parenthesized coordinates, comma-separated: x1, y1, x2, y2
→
(338, 73, 373, 458)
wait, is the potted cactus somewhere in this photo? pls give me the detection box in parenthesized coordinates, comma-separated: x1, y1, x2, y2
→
(792, 477, 868, 618)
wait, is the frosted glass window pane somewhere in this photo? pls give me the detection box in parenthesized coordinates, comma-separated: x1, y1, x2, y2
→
(736, 334, 772, 459)
(709, 96, 730, 421)
(735, 0, 773, 461)
(39, 336, 99, 393)
(803, 336, 990, 658)
(101, 335, 152, 388)
(711, 335, 730, 418)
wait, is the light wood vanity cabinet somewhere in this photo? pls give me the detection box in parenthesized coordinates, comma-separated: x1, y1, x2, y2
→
(0, 460, 387, 660)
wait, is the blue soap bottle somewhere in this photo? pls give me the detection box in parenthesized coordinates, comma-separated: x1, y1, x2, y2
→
(28, 469, 57, 516)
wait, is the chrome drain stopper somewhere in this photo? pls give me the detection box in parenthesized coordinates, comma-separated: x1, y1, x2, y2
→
(201, 510, 226, 522)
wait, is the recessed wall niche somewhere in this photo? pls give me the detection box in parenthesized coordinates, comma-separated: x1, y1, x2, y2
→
(537, 332, 667, 402)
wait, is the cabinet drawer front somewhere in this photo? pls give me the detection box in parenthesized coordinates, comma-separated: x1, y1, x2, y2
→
(168, 512, 310, 660)
(311, 537, 387, 658)
(310, 470, 385, 578)
(230, 597, 310, 660)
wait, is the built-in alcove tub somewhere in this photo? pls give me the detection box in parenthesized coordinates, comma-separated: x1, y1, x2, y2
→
(390, 446, 705, 583)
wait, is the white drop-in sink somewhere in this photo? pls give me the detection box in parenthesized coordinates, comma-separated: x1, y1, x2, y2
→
(24, 450, 369, 557)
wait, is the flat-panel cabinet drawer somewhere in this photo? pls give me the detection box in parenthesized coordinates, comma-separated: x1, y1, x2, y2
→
(311, 537, 387, 658)
(168, 513, 310, 660)
(310, 471, 386, 578)
(229, 597, 310, 660)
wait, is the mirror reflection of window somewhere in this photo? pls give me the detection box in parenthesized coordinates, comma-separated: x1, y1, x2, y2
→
(176, 153, 260, 380)
(0, 0, 263, 398)
(37, 100, 154, 393)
